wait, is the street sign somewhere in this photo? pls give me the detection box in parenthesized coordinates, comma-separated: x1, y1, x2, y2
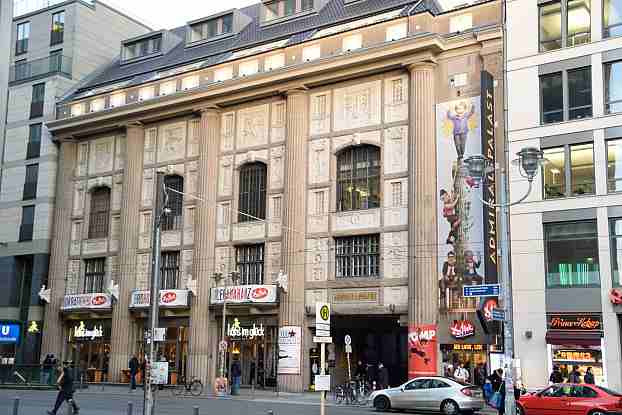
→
(153, 328, 166, 342)
(316, 302, 331, 327)
(344, 335, 352, 345)
(313, 336, 332, 344)
(492, 308, 505, 321)
(316, 323, 330, 331)
(315, 375, 331, 391)
(345, 345, 352, 354)
(316, 329, 331, 337)
(463, 284, 500, 297)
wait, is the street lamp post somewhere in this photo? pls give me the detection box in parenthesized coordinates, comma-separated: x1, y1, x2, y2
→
(465, 147, 545, 415)
(213, 270, 240, 394)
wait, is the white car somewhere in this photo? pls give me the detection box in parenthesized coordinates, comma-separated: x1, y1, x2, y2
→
(369, 376, 485, 414)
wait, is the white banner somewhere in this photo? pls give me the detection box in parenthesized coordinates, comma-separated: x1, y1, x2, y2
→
(278, 326, 301, 375)
(210, 285, 277, 305)
(62, 293, 112, 311)
(129, 290, 190, 308)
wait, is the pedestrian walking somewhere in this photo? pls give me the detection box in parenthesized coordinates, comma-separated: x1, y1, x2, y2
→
(231, 359, 241, 395)
(47, 361, 79, 415)
(496, 380, 521, 415)
(378, 363, 389, 390)
(128, 354, 139, 391)
(584, 367, 595, 385)
(568, 365, 582, 383)
(454, 363, 470, 383)
(549, 365, 563, 384)
(488, 368, 503, 393)
(41, 354, 55, 385)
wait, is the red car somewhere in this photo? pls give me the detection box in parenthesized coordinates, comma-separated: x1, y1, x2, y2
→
(518, 383, 622, 415)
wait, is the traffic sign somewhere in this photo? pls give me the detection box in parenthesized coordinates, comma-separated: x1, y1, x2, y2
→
(316, 329, 331, 337)
(492, 308, 505, 321)
(345, 345, 352, 354)
(316, 302, 331, 327)
(313, 336, 332, 343)
(463, 284, 500, 297)
(344, 335, 352, 345)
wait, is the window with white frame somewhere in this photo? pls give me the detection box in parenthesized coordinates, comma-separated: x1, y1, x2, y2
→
(239, 60, 259, 77)
(90, 98, 105, 112)
(139, 86, 155, 101)
(181, 75, 199, 90)
(110, 93, 125, 108)
(386, 23, 408, 41)
(159, 80, 177, 96)
(342, 34, 362, 51)
(302, 45, 321, 62)
(265, 53, 285, 70)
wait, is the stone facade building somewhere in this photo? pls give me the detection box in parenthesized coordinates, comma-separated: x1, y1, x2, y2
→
(45, 0, 503, 390)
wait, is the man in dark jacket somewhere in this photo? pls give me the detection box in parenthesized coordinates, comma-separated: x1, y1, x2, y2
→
(129, 354, 139, 391)
(47, 361, 79, 415)
(488, 368, 503, 392)
(378, 363, 389, 390)
(568, 366, 582, 383)
(584, 367, 595, 384)
(549, 366, 563, 383)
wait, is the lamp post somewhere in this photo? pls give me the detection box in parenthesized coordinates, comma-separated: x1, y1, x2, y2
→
(464, 147, 545, 415)
(213, 270, 239, 394)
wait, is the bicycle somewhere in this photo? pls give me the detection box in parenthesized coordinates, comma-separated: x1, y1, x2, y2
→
(334, 380, 356, 405)
(353, 377, 372, 404)
(172, 376, 203, 397)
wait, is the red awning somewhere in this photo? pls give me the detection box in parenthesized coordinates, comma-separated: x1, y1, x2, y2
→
(545, 331, 603, 346)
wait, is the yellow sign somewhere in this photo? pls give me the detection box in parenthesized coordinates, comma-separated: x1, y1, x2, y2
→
(333, 291, 378, 303)
(27, 321, 39, 334)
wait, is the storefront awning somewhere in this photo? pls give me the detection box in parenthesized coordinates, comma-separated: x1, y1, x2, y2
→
(545, 330, 603, 346)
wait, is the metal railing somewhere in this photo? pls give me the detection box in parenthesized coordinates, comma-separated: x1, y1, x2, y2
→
(9, 55, 72, 83)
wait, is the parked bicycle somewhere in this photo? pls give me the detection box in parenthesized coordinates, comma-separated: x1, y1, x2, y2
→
(334, 380, 356, 405)
(172, 376, 203, 397)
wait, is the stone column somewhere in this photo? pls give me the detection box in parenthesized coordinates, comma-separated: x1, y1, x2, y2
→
(188, 108, 220, 385)
(408, 63, 438, 327)
(41, 141, 76, 358)
(109, 123, 144, 381)
(279, 89, 308, 392)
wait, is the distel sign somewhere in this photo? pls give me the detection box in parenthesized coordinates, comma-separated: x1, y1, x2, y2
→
(227, 318, 265, 340)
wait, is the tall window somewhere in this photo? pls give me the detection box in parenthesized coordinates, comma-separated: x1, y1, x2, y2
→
(160, 252, 180, 290)
(162, 175, 183, 231)
(84, 258, 105, 294)
(27, 124, 41, 159)
(238, 163, 267, 222)
(608, 139, 622, 192)
(545, 221, 599, 288)
(88, 187, 111, 239)
(604, 0, 622, 37)
(23, 164, 38, 200)
(543, 143, 594, 198)
(337, 145, 381, 212)
(336, 235, 380, 278)
(236, 244, 264, 285)
(540, 67, 592, 124)
(49, 49, 62, 73)
(51, 11, 65, 45)
(605, 60, 622, 114)
(31, 83, 45, 119)
(19, 206, 35, 242)
(539, 0, 590, 52)
(16, 22, 30, 55)
(610, 218, 622, 286)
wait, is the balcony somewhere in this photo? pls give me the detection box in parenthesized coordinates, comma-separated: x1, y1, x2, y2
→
(10, 55, 71, 84)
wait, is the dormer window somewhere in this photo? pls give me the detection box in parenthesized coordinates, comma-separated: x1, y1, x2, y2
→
(188, 14, 233, 44)
(122, 35, 162, 63)
(264, 0, 316, 23)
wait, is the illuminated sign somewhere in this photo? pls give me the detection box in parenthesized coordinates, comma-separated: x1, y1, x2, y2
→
(547, 314, 602, 331)
(227, 318, 265, 340)
(450, 320, 475, 339)
(0, 323, 20, 343)
(553, 349, 599, 363)
(72, 321, 103, 340)
(452, 344, 485, 351)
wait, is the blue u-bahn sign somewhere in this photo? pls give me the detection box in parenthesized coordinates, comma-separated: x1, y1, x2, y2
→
(0, 323, 21, 344)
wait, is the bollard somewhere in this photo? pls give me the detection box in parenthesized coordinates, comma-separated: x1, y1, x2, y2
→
(193, 406, 199, 415)
(127, 401, 134, 415)
(12, 397, 19, 415)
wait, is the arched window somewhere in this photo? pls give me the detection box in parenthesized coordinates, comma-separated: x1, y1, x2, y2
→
(162, 175, 183, 231)
(238, 162, 267, 222)
(88, 187, 110, 239)
(337, 145, 381, 212)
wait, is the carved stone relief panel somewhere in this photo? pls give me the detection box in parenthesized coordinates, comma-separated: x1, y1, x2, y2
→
(310, 91, 331, 136)
(142, 169, 154, 207)
(384, 126, 408, 175)
(187, 119, 200, 158)
(305, 289, 328, 307)
(216, 202, 231, 242)
(270, 146, 285, 189)
(233, 221, 266, 241)
(157, 121, 187, 163)
(108, 256, 119, 285)
(186, 161, 198, 201)
(82, 238, 108, 255)
(334, 80, 381, 131)
(332, 130, 381, 153)
(184, 207, 194, 246)
(383, 286, 408, 306)
(307, 188, 329, 234)
(157, 163, 184, 177)
(136, 253, 151, 290)
(87, 175, 112, 192)
(66, 260, 81, 295)
(215, 247, 231, 275)
(73, 181, 86, 216)
(161, 231, 181, 248)
(234, 149, 269, 169)
(183, 250, 193, 284)
(144, 128, 157, 165)
(115, 135, 126, 171)
(332, 208, 381, 231)
(88, 136, 114, 175)
(139, 211, 152, 250)
(309, 139, 329, 184)
(270, 101, 286, 143)
(266, 242, 282, 283)
(268, 195, 282, 237)
(70, 221, 82, 256)
(76, 143, 88, 177)
(384, 75, 409, 123)
(221, 112, 235, 153)
(110, 215, 121, 252)
(383, 178, 408, 227)
(112, 174, 123, 211)
(237, 104, 269, 149)
(218, 156, 233, 197)
(382, 231, 408, 279)
(306, 238, 328, 282)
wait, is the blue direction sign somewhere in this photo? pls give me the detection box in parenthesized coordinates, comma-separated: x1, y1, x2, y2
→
(491, 308, 505, 322)
(0, 323, 21, 344)
(462, 284, 500, 297)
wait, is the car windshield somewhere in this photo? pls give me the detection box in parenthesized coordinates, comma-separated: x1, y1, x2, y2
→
(599, 386, 622, 397)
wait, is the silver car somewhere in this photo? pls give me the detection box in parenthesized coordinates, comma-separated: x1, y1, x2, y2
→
(369, 376, 485, 414)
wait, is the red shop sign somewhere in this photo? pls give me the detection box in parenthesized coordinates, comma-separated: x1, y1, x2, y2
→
(450, 320, 475, 339)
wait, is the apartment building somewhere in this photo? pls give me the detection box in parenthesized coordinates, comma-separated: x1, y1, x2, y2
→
(508, 0, 622, 390)
(0, 0, 150, 365)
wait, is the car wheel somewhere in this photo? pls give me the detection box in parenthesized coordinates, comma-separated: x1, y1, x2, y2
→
(441, 399, 460, 415)
(588, 411, 607, 415)
(373, 396, 391, 412)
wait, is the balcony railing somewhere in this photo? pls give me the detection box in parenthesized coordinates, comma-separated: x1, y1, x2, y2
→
(9, 55, 71, 83)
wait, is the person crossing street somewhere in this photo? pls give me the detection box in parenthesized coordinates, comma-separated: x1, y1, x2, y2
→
(47, 361, 79, 415)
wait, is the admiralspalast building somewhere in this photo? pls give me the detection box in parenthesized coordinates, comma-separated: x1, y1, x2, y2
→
(42, 0, 504, 391)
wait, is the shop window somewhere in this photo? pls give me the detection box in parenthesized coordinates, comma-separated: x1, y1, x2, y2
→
(162, 175, 183, 231)
(160, 251, 180, 290)
(539, 0, 590, 52)
(89, 187, 110, 239)
(604, 0, 622, 37)
(238, 163, 267, 222)
(235, 244, 264, 285)
(605, 60, 622, 114)
(84, 258, 105, 293)
(544, 220, 600, 288)
(543, 143, 594, 199)
(610, 217, 622, 286)
(335, 234, 380, 279)
(337, 145, 381, 212)
(540, 67, 592, 124)
(550, 345, 603, 384)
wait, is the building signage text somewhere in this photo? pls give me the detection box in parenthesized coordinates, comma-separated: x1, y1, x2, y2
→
(450, 320, 475, 339)
(62, 293, 111, 311)
(0, 323, 21, 344)
(72, 321, 104, 340)
(130, 290, 190, 308)
(227, 318, 265, 340)
(547, 314, 602, 331)
(210, 285, 277, 305)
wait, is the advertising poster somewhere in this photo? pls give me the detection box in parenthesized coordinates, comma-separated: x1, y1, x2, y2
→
(408, 324, 438, 378)
(151, 361, 169, 385)
(278, 326, 302, 374)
